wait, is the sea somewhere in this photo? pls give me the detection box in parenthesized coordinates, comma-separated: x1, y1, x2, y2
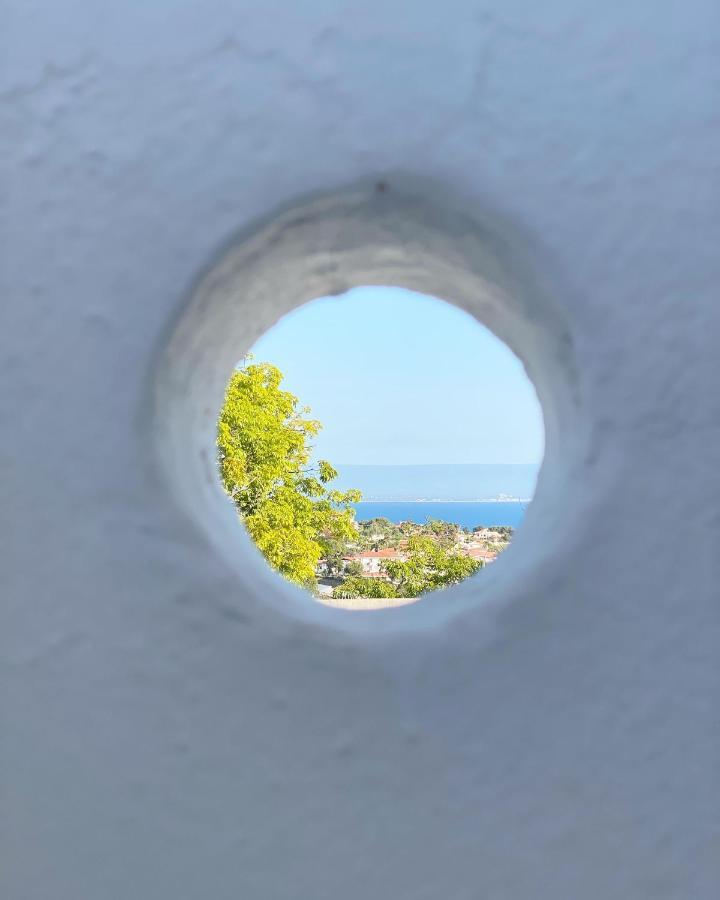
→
(332, 464, 539, 529)
(352, 500, 527, 528)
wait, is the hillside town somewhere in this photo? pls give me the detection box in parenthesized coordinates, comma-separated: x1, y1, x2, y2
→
(316, 518, 513, 600)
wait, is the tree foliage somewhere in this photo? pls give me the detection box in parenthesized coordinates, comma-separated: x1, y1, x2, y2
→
(424, 518, 461, 548)
(382, 535, 482, 598)
(344, 560, 364, 577)
(356, 517, 404, 551)
(334, 576, 399, 600)
(217, 360, 361, 587)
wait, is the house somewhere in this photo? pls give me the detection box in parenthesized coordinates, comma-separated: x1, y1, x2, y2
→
(343, 547, 407, 578)
(461, 546, 499, 564)
(472, 527, 504, 542)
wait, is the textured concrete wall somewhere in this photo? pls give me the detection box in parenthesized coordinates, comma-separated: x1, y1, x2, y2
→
(2, 3, 719, 898)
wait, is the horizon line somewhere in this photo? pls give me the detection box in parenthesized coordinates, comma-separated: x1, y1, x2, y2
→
(334, 462, 541, 467)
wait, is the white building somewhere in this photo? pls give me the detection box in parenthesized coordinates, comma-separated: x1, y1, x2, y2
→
(343, 548, 407, 578)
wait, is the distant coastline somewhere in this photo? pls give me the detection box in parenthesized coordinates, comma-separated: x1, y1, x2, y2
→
(356, 497, 532, 504)
(334, 463, 539, 505)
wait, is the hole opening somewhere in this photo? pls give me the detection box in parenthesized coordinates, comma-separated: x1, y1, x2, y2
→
(217, 287, 544, 609)
(154, 182, 588, 632)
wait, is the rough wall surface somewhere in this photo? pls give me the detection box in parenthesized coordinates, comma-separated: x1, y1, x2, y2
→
(2, 2, 719, 898)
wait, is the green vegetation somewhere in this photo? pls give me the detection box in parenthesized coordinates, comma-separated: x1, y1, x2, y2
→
(355, 517, 404, 550)
(334, 576, 399, 600)
(333, 534, 484, 601)
(218, 359, 510, 601)
(217, 360, 360, 588)
(355, 517, 467, 552)
(382, 535, 482, 597)
(479, 525, 513, 538)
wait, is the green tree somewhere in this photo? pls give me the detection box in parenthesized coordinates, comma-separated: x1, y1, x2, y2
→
(320, 537, 352, 578)
(425, 518, 461, 548)
(383, 535, 482, 598)
(357, 517, 403, 550)
(334, 576, 399, 600)
(217, 360, 361, 588)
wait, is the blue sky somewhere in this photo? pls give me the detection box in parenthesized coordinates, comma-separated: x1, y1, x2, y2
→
(248, 287, 544, 465)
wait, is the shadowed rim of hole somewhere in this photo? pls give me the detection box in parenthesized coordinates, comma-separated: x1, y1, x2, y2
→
(153, 180, 589, 634)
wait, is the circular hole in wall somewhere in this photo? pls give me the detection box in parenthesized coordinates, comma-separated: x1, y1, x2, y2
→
(217, 287, 544, 609)
(154, 183, 587, 628)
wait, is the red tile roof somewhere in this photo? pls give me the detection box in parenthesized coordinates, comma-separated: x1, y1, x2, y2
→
(463, 547, 498, 560)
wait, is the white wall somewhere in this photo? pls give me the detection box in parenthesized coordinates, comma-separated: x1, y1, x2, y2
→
(2, 2, 719, 898)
